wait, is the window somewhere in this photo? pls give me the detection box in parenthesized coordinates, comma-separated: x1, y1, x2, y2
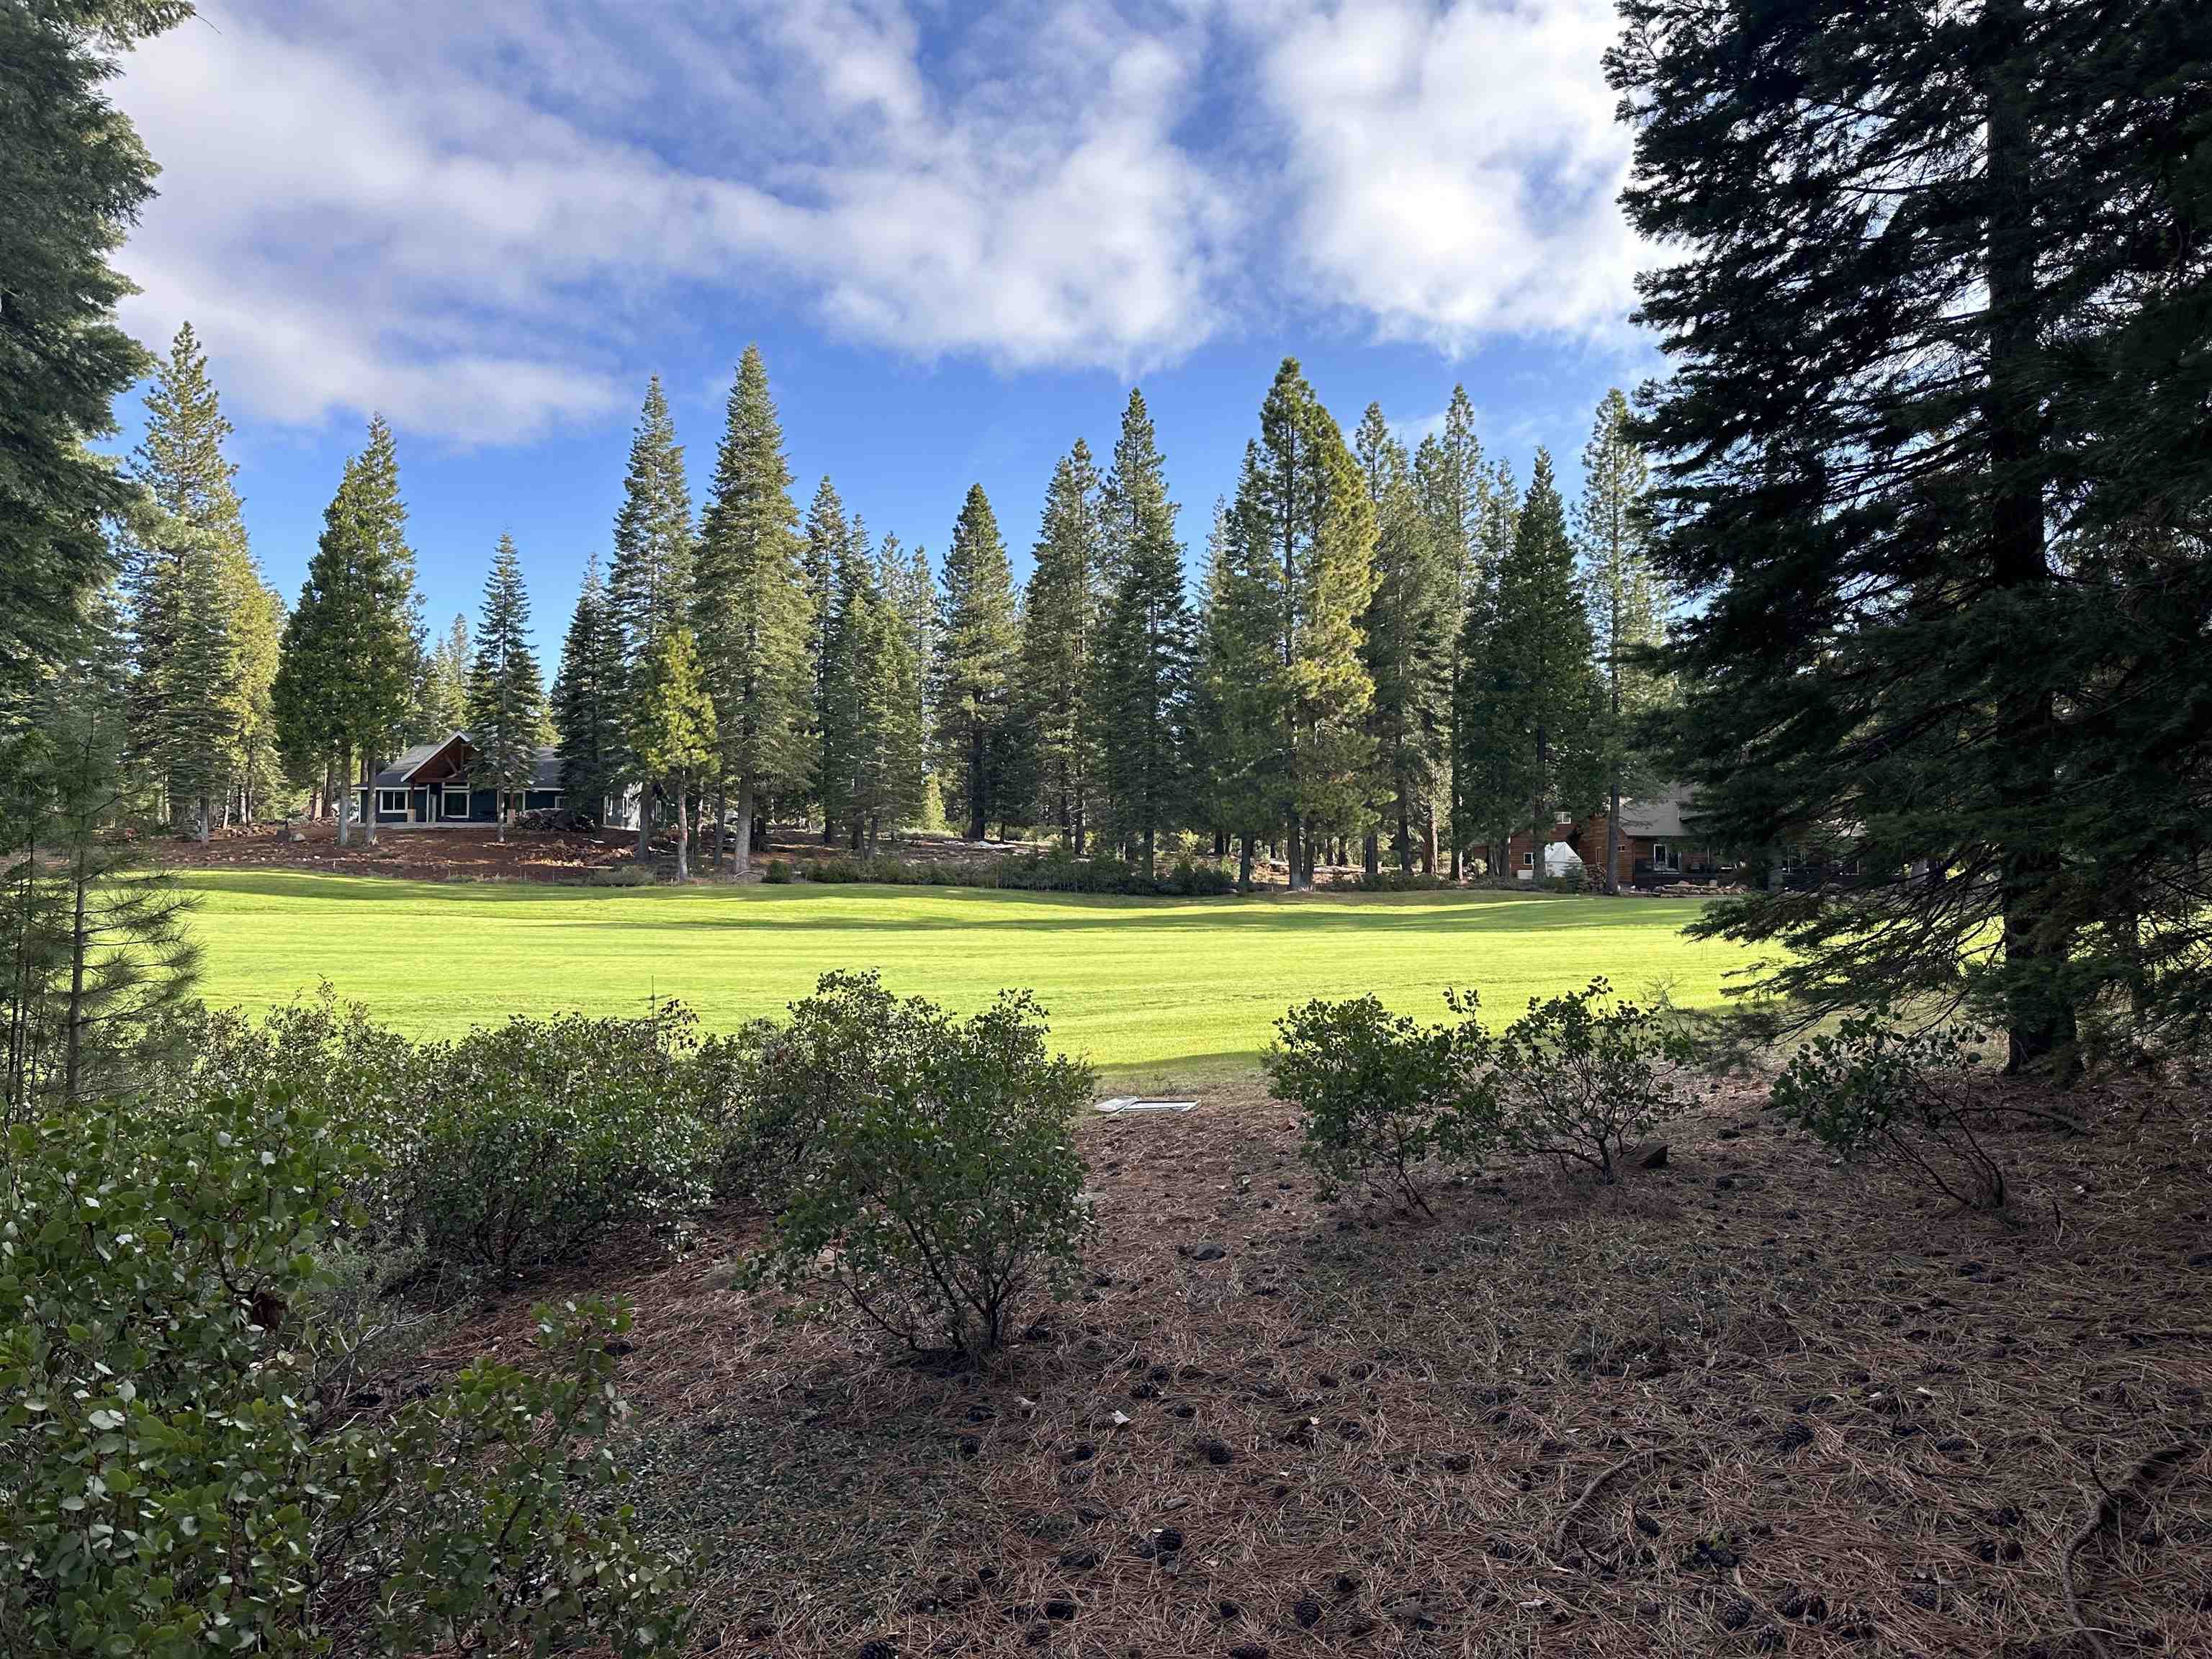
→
(444, 787, 469, 817)
(377, 789, 408, 814)
(1521, 850, 1534, 867)
(1651, 840, 1671, 868)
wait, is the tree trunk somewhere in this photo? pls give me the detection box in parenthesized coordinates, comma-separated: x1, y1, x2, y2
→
(635, 785, 652, 862)
(1364, 831, 1380, 880)
(62, 834, 89, 1105)
(1287, 817, 1305, 891)
(1605, 783, 1622, 895)
(731, 780, 755, 876)
(710, 784, 725, 871)
(1237, 831, 1254, 891)
(1142, 824, 1156, 880)
(336, 746, 354, 848)
(967, 726, 988, 842)
(1984, 4, 2073, 1074)
(673, 782, 690, 881)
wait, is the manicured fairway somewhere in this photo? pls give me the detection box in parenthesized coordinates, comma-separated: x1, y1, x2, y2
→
(178, 873, 1750, 1077)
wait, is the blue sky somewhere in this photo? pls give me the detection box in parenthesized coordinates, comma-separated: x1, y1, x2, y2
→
(109, 0, 1658, 656)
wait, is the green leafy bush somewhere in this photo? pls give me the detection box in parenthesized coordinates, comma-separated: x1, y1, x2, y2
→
(0, 1101, 687, 1658)
(791, 848, 1241, 896)
(760, 857, 796, 883)
(1267, 992, 1500, 1213)
(1770, 1007, 2014, 1209)
(585, 865, 660, 887)
(1341, 868, 1457, 892)
(1493, 978, 1696, 1179)
(745, 971, 1095, 1354)
(397, 1005, 717, 1278)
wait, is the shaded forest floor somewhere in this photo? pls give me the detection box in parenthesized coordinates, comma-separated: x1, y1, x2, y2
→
(155, 821, 1046, 883)
(402, 1070, 2212, 1658)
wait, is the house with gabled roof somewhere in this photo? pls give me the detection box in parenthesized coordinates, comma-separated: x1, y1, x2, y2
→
(354, 732, 566, 827)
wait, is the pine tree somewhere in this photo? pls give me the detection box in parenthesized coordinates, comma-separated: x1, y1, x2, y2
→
(464, 535, 546, 842)
(1020, 442, 1104, 848)
(122, 323, 281, 830)
(0, 1, 189, 718)
(415, 613, 471, 739)
(1489, 451, 1600, 880)
(1575, 388, 1668, 894)
(156, 529, 237, 844)
(269, 418, 421, 847)
(692, 346, 811, 873)
(1609, 0, 2212, 1064)
(819, 511, 882, 846)
(866, 534, 928, 845)
(1094, 392, 1194, 875)
(1413, 387, 1486, 876)
(1358, 405, 1449, 877)
(1230, 359, 1380, 889)
(633, 629, 716, 881)
(934, 485, 1020, 842)
(552, 556, 624, 824)
(1192, 497, 1278, 888)
(1, 587, 197, 1115)
(606, 377, 694, 856)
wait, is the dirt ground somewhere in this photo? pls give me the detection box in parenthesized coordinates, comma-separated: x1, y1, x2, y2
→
(158, 821, 1046, 883)
(408, 1071, 2212, 1659)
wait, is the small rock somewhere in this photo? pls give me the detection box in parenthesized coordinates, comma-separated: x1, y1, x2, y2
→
(1044, 1598, 1076, 1620)
(1190, 1244, 1228, 1263)
(1638, 1141, 1670, 1169)
(1058, 1548, 1099, 1570)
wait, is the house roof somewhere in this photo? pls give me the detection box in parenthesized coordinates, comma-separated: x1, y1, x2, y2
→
(369, 734, 468, 789)
(1617, 783, 1699, 840)
(367, 734, 565, 792)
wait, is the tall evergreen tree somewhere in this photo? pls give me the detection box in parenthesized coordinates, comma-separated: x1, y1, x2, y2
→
(269, 418, 419, 847)
(864, 534, 928, 846)
(1, 0, 190, 718)
(1, 587, 197, 1115)
(415, 613, 471, 739)
(1413, 387, 1486, 876)
(1192, 497, 1278, 889)
(819, 511, 883, 846)
(692, 346, 811, 873)
(1608, 0, 2212, 1064)
(1358, 404, 1449, 876)
(155, 529, 236, 844)
(633, 628, 716, 882)
(1575, 388, 1668, 894)
(464, 535, 546, 842)
(122, 323, 281, 830)
(606, 376, 694, 856)
(1491, 451, 1601, 880)
(552, 555, 624, 824)
(1020, 442, 1105, 848)
(1230, 359, 1379, 890)
(933, 485, 1020, 842)
(801, 480, 854, 842)
(1094, 392, 1194, 875)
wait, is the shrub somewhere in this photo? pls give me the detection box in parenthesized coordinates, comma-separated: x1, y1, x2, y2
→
(1770, 1007, 2024, 1210)
(585, 864, 660, 887)
(1267, 992, 1500, 1214)
(1342, 868, 1457, 893)
(397, 1005, 717, 1278)
(746, 971, 1095, 1354)
(0, 1101, 687, 1658)
(1493, 978, 1696, 1180)
(760, 857, 795, 884)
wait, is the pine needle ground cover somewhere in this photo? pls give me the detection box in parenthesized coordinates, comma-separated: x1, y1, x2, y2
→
(177, 875, 1742, 1076)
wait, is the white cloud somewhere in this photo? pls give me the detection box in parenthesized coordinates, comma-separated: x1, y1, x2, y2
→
(111, 0, 1642, 445)
(1226, 0, 1642, 349)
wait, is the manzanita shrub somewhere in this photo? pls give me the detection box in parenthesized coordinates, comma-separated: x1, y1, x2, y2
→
(1267, 992, 1501, 1213)
(1770, 1007, 2010, 1209)
(0, 1100, 688, 1658)
(396, 1005, 719, 1278)
(1491, 978, 1698, 1181)
(745, 971, 1095, 1354)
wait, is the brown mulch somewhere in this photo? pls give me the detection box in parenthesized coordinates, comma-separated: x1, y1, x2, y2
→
(408, 1073, 2212, 1658)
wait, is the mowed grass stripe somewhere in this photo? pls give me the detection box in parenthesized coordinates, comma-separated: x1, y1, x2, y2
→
(177, 873, 1748, 1076)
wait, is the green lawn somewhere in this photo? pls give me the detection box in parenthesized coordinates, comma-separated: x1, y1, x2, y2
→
(177, 873, 1752, 1078)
